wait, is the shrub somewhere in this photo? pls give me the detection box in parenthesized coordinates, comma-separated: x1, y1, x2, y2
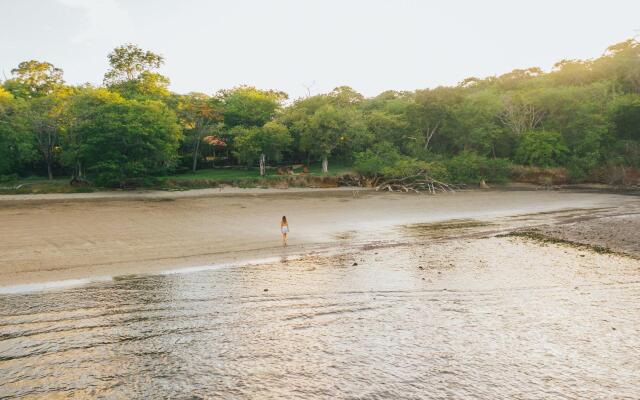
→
(0, 174, 19, 183)
(354, 142, 448, 181)
(445, 151, 511, 183)
(515, 130, 569, 167)
(567, 153, 600, 182)
(353, 142, 401, 176)
(382, 158, 449, 181)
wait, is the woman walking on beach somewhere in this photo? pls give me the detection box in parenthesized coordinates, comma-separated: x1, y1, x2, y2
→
(281, 216, 289, 246)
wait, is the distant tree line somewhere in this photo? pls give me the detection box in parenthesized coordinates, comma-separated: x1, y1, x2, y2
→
(1, 40, 639, 187)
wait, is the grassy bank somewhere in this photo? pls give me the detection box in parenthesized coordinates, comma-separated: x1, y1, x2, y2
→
(0, 163, 354, 194)
(0, 176, 96, 195)
(3, 162, 638, 195)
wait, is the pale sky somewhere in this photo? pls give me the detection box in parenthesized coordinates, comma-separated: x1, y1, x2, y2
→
(1, 0, 639, 99)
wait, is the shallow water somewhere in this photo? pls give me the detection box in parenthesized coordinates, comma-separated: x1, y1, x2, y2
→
(1, 236, 640, 399)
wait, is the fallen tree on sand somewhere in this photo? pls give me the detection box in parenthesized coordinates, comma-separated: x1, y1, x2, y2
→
(374, 173, 463, 194)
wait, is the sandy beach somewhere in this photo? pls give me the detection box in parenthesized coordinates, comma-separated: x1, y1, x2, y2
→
(1, 188, 638, 287)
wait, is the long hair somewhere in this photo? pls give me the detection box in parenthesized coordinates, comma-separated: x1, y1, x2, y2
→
(281, 216, 287, 224)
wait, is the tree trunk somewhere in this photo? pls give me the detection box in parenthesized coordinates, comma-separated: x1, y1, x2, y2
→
(47, 159, 53, 180)
(322, 155, 328, 174)
(259, 153, 266, 176)
(192, 139, 201, 172)
(423, 124, 439, 151)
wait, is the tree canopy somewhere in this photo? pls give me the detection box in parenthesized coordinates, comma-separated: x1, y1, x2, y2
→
(1, 39, 639, 186)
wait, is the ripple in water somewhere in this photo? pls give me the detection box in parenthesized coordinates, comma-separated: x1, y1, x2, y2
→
(1, 241, 639, 399)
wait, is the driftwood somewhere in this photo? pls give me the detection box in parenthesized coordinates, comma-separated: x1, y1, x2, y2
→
(337, 173, 365, 187)
(0, 184, 24, 190)
(374, 173, 463, 194)
(337, 171, 463, 195)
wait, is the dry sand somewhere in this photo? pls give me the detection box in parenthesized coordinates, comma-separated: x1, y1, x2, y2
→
(0, 188, 638, 287)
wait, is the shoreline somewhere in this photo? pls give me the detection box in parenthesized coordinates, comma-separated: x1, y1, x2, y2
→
(0, 186, 369, 206)
(1, 189, 638, 291)
(1, 182, 638, 206)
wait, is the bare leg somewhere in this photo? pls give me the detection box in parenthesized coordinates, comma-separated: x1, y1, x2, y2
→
(282, 233, 288, 247)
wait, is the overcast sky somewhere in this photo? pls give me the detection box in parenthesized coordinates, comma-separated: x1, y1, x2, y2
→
(1, 0, 639, 99)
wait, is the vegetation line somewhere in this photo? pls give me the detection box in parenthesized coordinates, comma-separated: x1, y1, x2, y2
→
(1, 39, 639, 194)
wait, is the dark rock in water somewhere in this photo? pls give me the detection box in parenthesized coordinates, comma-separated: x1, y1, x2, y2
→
(352, 262, 358, 266)
(422, 278, 425, 280)
(263, 289, 268, 292)
(418, 266, 424, 270)
(612, 327, 616, 331)
(438, 271, 441, 274)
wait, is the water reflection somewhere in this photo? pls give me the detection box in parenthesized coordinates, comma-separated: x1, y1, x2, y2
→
(1, 239, 639, 399)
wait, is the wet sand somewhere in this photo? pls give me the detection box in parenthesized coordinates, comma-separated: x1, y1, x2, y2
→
(0, 189, 638, 288)
(533, 213, 640, 258)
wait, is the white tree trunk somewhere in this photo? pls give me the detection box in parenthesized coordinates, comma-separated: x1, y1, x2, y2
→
(192, 139, 201, 172)
(322, 156, 328, 174)
(259, 153, 266, 176)
(423, 122, 440, 151)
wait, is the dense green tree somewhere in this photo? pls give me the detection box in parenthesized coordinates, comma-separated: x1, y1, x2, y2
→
(515, 131, 569, 167)
(109, 71, 171, 101)
(62, 87, 123, 179)
(3, 60, 64, 99)
(103, 44, 170, 102)
(594, 39, 640, 93)
(219, 86, 287, 128)
(27, 91, 71, 179)
(327, 86, 364, 107)
(177, 93, 223, 171)
(233, 121, 292, 175)
(76, 98, 181, 187)
(408, 87, 461, 152)
(353, 141, 401, 178)
(299, 104, 362, 173)
(611, 94, 640, 141)
(445, 151, 511, 183)
(280, 94, 330, 164)
(103, 44, 164, 85)
(363, 109, 410, 150)
(0, 88, 32, 175)
(455, 90, 507, 157)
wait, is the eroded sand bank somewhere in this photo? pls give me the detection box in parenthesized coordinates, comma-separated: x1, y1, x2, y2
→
(0, 189, 637, 287)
